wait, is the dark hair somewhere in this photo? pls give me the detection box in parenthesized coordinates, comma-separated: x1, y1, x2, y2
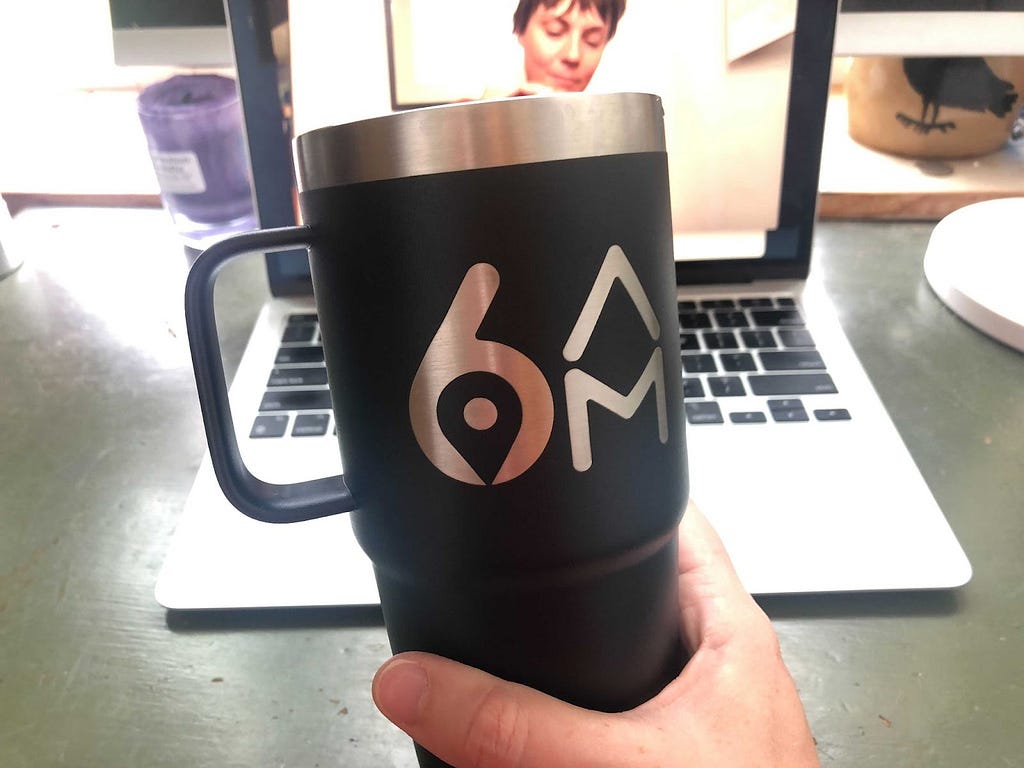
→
(513, 0, 627, 41)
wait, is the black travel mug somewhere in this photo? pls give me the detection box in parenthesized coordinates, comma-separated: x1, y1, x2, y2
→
(185, 92, 688, 768)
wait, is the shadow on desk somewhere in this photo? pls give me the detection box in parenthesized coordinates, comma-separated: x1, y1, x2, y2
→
(757, 588, 962, 621)
(165, 604, 385, 633)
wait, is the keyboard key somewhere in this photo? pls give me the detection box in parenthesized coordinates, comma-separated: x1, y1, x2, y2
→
(683, 378, 705, 399)
(713, 310, 749, 328)
(720, 352, 756, 372)
(275, 345, 325, 364)
(771, 406, 809, 422)
(768, 399, 808, 422)
(751, 309, 805, 327)
(250, 414, 289, 438)
(267, 367, 329, 387)
(292, 413, 331, 436)
(748, 374, 837, 396)
(259, 390, 333, 412)
(702, 331, 739, 350)
(685, 401, 723, 424)
(682, 353, 717, 373)
(677, 300, 697, 312)
(740, 330, 777, 349)
(282, 324, 317, 343)
(767, 399, 805, 411)
(759, 350, 825, 371)
(679, 311, 712, 329)
(739, 297, 774, 308)
(680, 333, 700, 351)
(729, 411, 767, 424)
(814, 408, 851, 421)
(779, 328, 815, 348)
(708, 376, 746, 397)
(700, 299, 736, 309)
(287, 313, 318, 324)
(776, 297, 797, 307)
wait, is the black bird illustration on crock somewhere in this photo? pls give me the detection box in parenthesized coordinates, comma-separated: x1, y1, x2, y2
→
(897, 57, 1018, 134)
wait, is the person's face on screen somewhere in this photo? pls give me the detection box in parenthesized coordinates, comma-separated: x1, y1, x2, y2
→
(518, 0, 611, 92)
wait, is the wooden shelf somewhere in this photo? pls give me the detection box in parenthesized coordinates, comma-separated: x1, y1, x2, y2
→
(818, 93, 1024, 220)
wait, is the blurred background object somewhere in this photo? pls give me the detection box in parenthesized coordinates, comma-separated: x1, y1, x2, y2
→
(821, 0, 1024, 220)
(137, 74, 256, 248)
(0, 196, 23, 281)
(846, 56, 1024, 159)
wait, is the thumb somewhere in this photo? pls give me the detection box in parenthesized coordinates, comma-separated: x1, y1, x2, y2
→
(373, 652, 639, 768)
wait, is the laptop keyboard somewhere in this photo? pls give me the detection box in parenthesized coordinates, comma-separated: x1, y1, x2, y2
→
(251, 296, 849, 439)
(679, 295, 849, 425)
(250, 313, 334, 439)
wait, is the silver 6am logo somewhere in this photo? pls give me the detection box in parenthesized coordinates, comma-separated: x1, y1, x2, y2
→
(409, 245, 668, 485)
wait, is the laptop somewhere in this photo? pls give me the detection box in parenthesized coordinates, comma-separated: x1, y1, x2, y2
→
(156, 0, 971, 610)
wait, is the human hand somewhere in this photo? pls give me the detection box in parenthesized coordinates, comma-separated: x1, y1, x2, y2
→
(372, 501, 820, 768)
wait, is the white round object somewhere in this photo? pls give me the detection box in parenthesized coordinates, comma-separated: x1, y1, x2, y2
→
(923, 197, 1024, 353)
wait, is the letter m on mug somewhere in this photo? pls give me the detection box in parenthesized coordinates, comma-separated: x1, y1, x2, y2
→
(563, 245, 668, 472)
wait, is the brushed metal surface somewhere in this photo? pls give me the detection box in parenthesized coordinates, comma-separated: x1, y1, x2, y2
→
(294, 92, 666, 191)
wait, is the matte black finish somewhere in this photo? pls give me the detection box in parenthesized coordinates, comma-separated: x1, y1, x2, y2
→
(185, 116, 688, 765)
(302, 156, 689, 764)
(301, 155, 686, 573)
(184, 225, 354, 523)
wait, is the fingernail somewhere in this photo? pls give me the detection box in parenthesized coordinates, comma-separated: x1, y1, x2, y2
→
(374, 658, 429, 727)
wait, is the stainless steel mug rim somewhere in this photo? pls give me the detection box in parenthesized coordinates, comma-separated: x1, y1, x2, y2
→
(293, 92, 665, 192)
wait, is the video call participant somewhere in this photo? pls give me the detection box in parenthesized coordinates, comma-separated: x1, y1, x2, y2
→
(505, 0, 627, 95)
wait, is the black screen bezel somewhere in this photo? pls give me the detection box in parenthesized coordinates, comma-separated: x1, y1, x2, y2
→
(227, 0, 310, 297)
(673, 0, 837, 286)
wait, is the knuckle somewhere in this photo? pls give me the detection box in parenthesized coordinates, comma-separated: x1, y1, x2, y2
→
(462, 686, 530, 768)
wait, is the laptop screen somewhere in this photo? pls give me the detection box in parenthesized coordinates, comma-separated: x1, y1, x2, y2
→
(231, 0, 836, 295)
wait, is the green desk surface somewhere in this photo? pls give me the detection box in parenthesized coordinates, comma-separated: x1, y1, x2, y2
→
(1, 208, 1022, 767)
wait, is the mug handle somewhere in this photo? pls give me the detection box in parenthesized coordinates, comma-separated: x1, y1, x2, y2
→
(184, 225, 355, 523)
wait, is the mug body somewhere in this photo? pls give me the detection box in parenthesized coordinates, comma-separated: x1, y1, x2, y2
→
(295, 93, 688, 731)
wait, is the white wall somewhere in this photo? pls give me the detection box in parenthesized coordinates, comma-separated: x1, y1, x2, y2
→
(290, 0, 395, 134)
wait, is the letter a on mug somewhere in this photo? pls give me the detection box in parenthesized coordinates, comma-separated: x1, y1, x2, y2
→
(563, 245, 668, 472)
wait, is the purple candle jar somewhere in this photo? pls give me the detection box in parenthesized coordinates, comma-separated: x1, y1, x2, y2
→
(138, 74, 255, 231)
